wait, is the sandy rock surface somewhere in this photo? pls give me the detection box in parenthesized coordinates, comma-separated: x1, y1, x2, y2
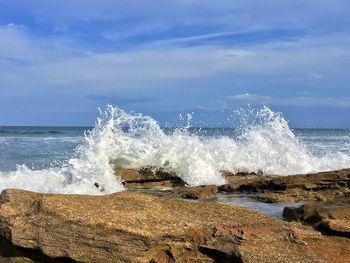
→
(0, 189, 349, 262)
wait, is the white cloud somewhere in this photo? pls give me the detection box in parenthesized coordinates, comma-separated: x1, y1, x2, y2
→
(0, 22, 350, 95)
(1, 0, 350, 126)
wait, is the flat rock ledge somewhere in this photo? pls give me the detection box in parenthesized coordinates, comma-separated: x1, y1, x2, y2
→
(226, 169, 350, 203)
(116, 168, 350, 202)
(1, 189, 350, 262)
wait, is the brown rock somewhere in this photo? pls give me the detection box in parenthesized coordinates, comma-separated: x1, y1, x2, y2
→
(222, 169, 350, 203)
(321, 219, 350, 236)
(318, 206, 350, 237)
(1, 189, 349, 262)
(116, 168, 350, 202)
(254, 192, 297, 203)
(283, 203, 322, 222)
(171, 185, 218, 199)
(283, 203, 350, 238)
(115, 168, 185, 189)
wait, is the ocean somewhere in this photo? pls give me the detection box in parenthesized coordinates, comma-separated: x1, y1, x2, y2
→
(0, 106, 349, 195)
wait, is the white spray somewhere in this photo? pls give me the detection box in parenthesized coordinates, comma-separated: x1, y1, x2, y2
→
(0, 105, 349, 194)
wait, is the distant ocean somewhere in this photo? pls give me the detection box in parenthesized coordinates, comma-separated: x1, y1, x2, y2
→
(0, 106, 349, 195)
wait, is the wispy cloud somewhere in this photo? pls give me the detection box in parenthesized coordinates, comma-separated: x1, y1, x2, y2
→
(227, 93, 350, 108)
(1, 23, 349, 94)
(1, 1, 350, 126)
(142, 29, 260, 47)
(3, 0, 350, 48)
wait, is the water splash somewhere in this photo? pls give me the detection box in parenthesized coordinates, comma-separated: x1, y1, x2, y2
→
(0, 105, 349, 194)
(95, 105, 350, 184)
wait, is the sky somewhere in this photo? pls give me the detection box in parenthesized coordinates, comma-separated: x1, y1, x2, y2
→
(0, 0, 350, 127)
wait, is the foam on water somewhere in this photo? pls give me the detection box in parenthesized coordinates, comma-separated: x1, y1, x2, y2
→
(0, 105, 349, 194)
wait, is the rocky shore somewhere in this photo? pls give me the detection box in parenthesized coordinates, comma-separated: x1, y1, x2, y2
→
(1, 189, 350, 263)
(0, 169, 349, 262)
(116, 168, 350, 202)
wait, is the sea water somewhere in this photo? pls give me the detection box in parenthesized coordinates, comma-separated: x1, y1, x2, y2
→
(0, 105, 349, 195)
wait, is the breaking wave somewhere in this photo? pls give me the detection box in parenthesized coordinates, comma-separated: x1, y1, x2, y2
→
(0, 105, 349, 194)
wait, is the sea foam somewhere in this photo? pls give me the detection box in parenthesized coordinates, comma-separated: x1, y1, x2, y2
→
(0, 105, 349, 194)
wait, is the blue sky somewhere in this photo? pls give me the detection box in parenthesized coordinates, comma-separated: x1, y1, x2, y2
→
(0, 0, 350, 127)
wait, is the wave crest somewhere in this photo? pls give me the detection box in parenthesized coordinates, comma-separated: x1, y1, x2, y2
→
(0, 105, 349, 194)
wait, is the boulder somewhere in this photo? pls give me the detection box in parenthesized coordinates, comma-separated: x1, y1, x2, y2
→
(283, 203, 350, 238)
(1, 189, 350, 262)
(283, 203, 322, 222)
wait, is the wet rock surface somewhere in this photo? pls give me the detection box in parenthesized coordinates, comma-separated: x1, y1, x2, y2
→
(120, 168, 350, 202)
(1, 189, 350, 262)
(115, 168, 185, 189)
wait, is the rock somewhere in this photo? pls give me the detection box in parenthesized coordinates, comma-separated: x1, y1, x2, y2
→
(116, 168, 350, 202)
(115, 168, 185, 189)
(283, 203, 350, 238)
(1, 189, 349, 262)
(317, 206, 350, 237)
(171, 185, 218, 199)
(220, 175, 269, 192)
(321, 219, 350, 237)
(254, 192, 297, 203)
(222, 169, 350, 203)
(283, 203, 322, 222)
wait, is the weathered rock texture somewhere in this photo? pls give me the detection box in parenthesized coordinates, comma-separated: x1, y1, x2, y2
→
(1, 189, 350, 262)
(116, 168, 350, 203)
(283, 203, 350, 238)
(222, 169, 350, 202)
